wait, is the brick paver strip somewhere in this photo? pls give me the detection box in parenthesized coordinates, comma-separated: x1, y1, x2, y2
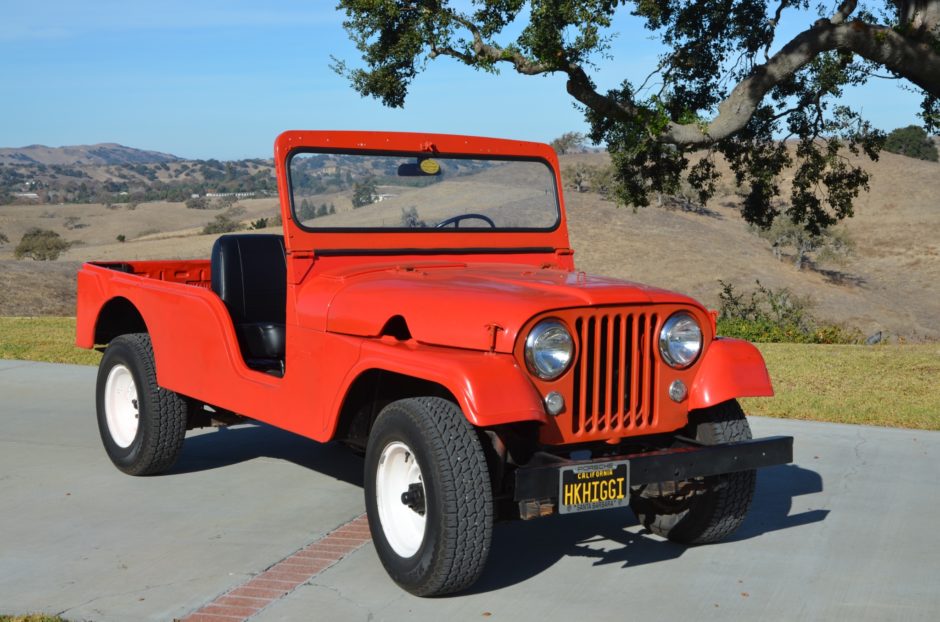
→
(181, 514, 371, 622)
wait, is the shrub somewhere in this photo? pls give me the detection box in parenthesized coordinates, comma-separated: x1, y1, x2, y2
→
(400, 206, 427, 228)
(551, 131, 585, 155)
(755, 219, 853, 270)
(216, 195, 238, 209)
(116, 234, 126, 243)
(352, 178, 377, 207)
(883, 125, 939, 162)
(716, 280, 860, 344)
(202, 210, 244, 235)
(63, 216, 88, 230)
(0, 230, 8, 245)
(186, 196, 209, 210)
(249, 218, 269, 230)
(14, 228, 70, 261)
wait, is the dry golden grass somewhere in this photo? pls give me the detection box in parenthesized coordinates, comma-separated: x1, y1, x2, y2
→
(0, 151, 937, 340)
(565, 149, 940, 341)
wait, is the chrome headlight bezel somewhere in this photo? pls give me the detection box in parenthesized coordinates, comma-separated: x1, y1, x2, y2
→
(524, 319, 574, 380)
(659, 312, 703, 369)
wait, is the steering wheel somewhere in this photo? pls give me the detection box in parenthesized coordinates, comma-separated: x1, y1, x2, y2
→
(435, 213, 496, 229)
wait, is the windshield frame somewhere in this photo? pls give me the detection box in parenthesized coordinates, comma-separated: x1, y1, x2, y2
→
(286, 147, 562, 234)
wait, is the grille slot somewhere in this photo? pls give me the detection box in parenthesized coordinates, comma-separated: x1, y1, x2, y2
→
(572, 311, 658, 436)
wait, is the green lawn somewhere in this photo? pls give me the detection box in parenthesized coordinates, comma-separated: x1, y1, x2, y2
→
(1, 317, 937, 430)
(743, 342, 940, 430)
(0, 317, 100, 366)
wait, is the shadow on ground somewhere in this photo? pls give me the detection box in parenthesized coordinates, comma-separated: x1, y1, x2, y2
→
(170, 423, 364, 487)
(169, 425, 826, 594)
(467, 463, 827, 594)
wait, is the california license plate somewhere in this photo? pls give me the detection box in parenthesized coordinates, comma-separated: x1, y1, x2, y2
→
(558, 460, 630, 514)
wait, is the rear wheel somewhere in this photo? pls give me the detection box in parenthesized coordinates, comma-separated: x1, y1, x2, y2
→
(364, 397, 493, 596)
(96, 333, 187, 475)
(630, 399, 756, 544)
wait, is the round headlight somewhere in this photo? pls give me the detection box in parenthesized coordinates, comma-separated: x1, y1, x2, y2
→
(659, 312, 702, 369)
(524, 319, 574, 380)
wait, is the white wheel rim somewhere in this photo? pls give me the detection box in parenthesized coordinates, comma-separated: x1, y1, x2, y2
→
(104, 364, 140, 448)
(376, 441, 426, 558)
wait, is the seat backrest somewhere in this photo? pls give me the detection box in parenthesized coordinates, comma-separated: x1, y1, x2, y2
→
(210, 234, 286, 326)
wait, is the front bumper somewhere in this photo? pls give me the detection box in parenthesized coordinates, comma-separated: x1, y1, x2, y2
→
(514, 435, 793, 503)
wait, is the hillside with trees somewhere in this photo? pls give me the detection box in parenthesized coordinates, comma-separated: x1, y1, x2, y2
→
(0, 144, 278, 206)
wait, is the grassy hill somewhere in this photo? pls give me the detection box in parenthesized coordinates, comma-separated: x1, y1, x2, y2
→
(0, 144, 275, 204)
(0, 148, 938, 342)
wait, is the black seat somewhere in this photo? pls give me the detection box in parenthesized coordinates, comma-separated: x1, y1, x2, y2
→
(210, 234, 286, 373)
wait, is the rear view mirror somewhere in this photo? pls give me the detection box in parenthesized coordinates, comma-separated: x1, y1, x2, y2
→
(398, 158, 442, 177)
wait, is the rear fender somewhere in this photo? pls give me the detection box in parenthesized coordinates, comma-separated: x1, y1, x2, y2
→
(688, 338, 773, 410)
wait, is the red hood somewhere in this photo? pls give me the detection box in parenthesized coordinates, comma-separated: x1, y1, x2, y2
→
(320, 261, 703, 353)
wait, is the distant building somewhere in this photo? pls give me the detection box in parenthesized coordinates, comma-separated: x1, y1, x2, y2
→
(206, 192, 256, 198)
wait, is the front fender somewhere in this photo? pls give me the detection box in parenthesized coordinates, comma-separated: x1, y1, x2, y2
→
(688, 338, 773, 410)
(333, 339, 548, 433)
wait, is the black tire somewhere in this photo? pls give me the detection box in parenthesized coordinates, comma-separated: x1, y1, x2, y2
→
(630, 399, 756, 544)
(96, 333, 187, 476)
(364, 397, 493, 596)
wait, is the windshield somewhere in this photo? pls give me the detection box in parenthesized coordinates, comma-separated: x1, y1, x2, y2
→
(288, 152, 558, 231)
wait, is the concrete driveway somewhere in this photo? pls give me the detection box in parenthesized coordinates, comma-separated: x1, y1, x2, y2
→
(1, 359, 938, 621)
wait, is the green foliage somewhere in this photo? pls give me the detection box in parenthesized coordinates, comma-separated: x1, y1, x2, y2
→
(116, 234, 126, 243)
(551, 132, 585, 154)
(883, 125, 939, 161)
(564, 163, 590, 193)
(249, 218, 269, 230)
(352, 177, 378, 208)
(217, 194, 238, 208)
(298, 198, 316, 220)
(400, 206, 427, 228)
(756, 218, 853, 270)
(202, 209, 245, 235)
(185, 196, 209, 210)
(14, 228, 70, 261)
(334, 0, 923, 234)
(63, 216, 86, 230)
(717, 280, 860, 344)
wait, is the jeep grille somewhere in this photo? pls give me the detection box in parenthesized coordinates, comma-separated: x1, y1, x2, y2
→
(571, 311, 659, 435)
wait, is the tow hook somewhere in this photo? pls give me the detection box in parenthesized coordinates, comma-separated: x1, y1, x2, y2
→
(401, 483, 426, 515)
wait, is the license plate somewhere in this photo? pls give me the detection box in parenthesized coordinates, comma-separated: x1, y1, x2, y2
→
(558, 460, 630, 514)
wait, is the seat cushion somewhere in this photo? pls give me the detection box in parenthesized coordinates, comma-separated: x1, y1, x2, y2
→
(236, 322, 285, 360)
(211, 234, 286, 326)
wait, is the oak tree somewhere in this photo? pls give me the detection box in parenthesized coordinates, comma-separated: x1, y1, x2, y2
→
(337, 0, 940, 233)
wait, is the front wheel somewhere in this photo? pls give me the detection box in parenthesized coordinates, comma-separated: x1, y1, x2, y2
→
(630, 399, 756, 544)
(364, 397, 493, 596)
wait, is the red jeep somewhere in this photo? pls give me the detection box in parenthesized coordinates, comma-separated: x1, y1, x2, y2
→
(76, 131, 792, 596)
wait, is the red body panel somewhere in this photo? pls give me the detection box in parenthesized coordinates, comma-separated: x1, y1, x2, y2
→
(76, 130, 774, 446)
(688, 338, 775, 410)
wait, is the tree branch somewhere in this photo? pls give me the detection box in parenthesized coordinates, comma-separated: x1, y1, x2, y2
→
(438, 13, 554, 75)
(830, 0, 858, 24)
(565, 15, 940, 147)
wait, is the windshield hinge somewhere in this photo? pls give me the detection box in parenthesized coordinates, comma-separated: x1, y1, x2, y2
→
(485, 323, 504, 352)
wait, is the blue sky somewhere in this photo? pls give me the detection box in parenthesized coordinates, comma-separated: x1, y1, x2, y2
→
(0, 1, 925, 160)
